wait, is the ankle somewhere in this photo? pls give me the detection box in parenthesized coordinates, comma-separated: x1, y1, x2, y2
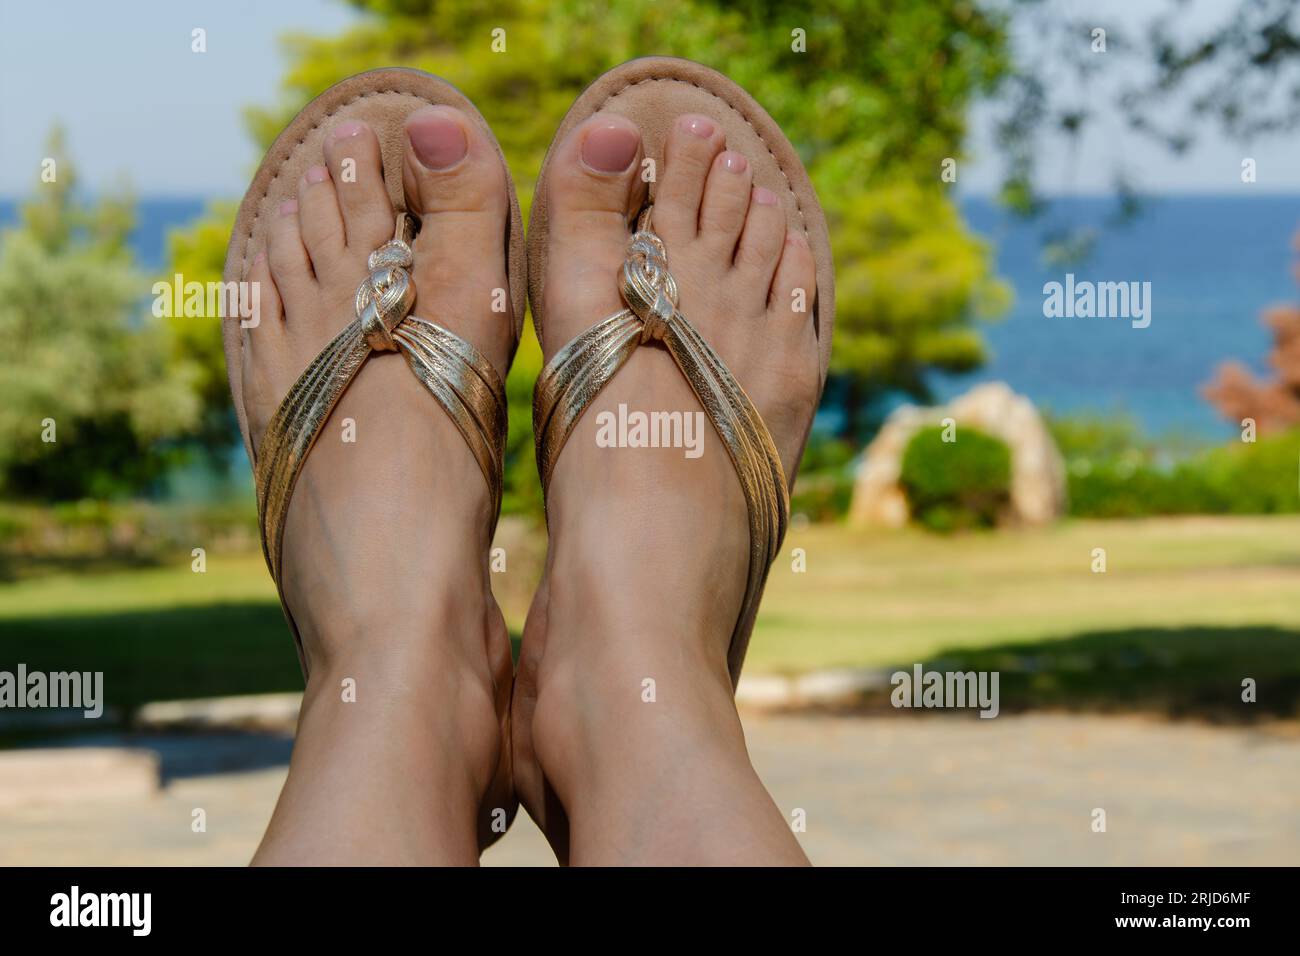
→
(295, 563, 498, 675)
(544, 502, 750, 650)
(304, 642, 502, 773)
(528, 605, 744, 794)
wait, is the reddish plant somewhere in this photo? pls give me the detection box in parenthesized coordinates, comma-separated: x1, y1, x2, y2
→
(1204, 231, 1300, 433)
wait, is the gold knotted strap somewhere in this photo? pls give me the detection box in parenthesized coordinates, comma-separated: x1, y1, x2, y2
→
(254, 214, 507, 649)
(533, 206, 789, 684)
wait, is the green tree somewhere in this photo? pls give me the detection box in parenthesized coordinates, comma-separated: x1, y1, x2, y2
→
(0, 129, 200, 499)
(161, 200, 243, 461)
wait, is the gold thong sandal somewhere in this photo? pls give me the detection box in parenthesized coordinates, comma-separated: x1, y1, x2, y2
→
(529, 57, 835, 684)
(221, 69, 527, 676)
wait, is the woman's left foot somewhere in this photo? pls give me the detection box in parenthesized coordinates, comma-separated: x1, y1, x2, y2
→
(512, 112, 819, 864)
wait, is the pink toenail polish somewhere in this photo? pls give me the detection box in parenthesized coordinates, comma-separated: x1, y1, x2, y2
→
(719, 151, 748, 174)
(408, 111, 468, 170)
(581, 123, 639, 173)
(679, 115, 715, 138)
(753, 186, 779, 206)
(786, 231, 809, 248)
(279, 200, 298, 216)
(304, 165, 329, 184)
(331, 120, 364, 140)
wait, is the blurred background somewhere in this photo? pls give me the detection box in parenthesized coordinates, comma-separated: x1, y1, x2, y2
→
(2, 0, 1299, 865)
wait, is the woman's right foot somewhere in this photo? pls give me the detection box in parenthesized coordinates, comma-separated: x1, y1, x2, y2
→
(512, 112, 821, 864)
(243, 108, 517, 864)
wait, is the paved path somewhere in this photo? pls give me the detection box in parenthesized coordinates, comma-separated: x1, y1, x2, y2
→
(3, 714, 1297, 865)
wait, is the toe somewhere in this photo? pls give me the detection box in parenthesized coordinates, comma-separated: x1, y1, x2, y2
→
(240, 251, 286, 454)
(323, 119, 393, 252)
(540, 112, 646, 352)
(403, 105, 508, 220)
(770, 230, 817, 321)
(548, 112, 645, 222)
(402, 104, 513, 372)
(267, 199, 316, 310)
(296, 164, 345, 267)
(697, 150, 752, 260)
(733, 186, 786, 286)
(242, 248, 283, 328)
(653, 114, 725, 244)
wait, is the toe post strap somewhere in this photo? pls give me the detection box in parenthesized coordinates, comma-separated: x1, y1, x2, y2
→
(533, 204, 789, 684)
(356, 214, 418, 352)
(254, 212, 507, 626)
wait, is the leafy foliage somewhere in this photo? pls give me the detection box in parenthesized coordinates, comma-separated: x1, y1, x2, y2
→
(158, 0, 1300, 510)
(167, 0, 1020, 514)
(1049, 413, 1300, 518)
(789, 433, 858, 522)
(900, 425, 1011, 531)
(1203, 229, 1300, 434)
(0, 131, 200, 500)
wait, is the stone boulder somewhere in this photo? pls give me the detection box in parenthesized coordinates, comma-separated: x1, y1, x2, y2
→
(848, 382, 1066, 528)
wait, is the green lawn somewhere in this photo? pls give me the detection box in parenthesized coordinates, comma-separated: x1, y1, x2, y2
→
(2, 515, 1298, 721)
(753, 515, 1300, 717)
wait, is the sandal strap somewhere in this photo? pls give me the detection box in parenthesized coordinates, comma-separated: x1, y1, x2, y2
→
(255, 213, 506, 592)
(532, 206, 789, 683)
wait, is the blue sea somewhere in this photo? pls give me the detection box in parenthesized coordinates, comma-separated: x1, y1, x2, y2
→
(940, 195, 1300, 440)
(4, 194, 1297, 441)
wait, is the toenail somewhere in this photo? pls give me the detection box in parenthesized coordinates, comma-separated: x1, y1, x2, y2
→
(408, 110, 468, 170)
(679, 115, 715, 138)
(252, 251, 266, 265)
(278, 200, 298, 216)
(304, 165, 329, 184)
(753, 186, 778, 206)
(786, 230, 809, 249)
(718, 151, 748, 174)
(580, 123, 639, 173)
(331, 120, 365, 140)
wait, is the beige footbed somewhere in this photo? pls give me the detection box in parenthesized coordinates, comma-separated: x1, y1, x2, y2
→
(527, 55, 835, 385)
(222, 68, 528, 467)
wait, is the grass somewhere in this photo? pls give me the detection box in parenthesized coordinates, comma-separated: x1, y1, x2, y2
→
(1, 515, 1298, 722)
(0, 555, 298, 728)
(756, 515, 1300, 670)
(756, 515, 1300, 718)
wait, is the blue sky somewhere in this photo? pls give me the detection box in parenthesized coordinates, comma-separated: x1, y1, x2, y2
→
(2, 0, 1297, 198)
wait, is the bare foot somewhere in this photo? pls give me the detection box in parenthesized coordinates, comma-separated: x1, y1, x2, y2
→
(242, 108, 516, 863)
(513, 112, 820, 864)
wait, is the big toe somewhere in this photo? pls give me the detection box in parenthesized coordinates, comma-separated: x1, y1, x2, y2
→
(403, 105, 513, 375)
(537, 112, 647, 355)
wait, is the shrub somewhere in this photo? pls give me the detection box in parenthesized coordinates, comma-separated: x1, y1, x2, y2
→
(1058, 418, 1300, 518)
(900, 425, 1011, 531)
(0, 500, 260, 579)
(790, 433, 858, 521)
(1198, 429, 1300, 514)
